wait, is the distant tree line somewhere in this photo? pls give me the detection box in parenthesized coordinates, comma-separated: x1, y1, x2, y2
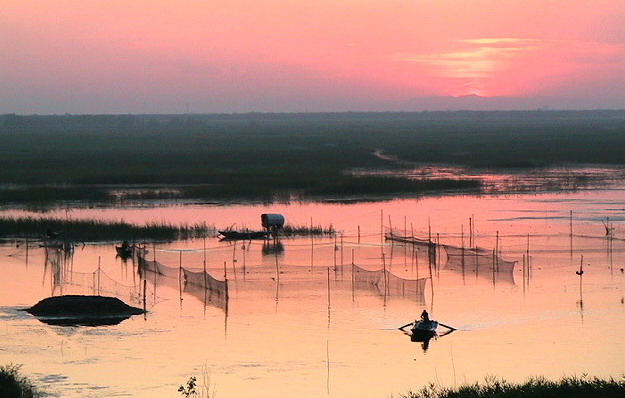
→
(3, 110, 625, 132)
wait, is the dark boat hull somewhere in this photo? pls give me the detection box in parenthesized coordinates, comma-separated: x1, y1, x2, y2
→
(116, 246, 133, 257)
(219, 230, 268, 240)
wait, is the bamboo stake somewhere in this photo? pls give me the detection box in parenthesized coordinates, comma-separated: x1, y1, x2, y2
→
(340, 234, 344, 271)
(380, 209, 384, 244)
(570, 210, 573, 257)
(97, 256, 101, 296)
(351, 249, 355, 302)
(143, 279, 147, 314)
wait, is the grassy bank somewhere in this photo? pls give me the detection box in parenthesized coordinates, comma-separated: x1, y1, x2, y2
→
(2, 111, 624, 205)
(399, 375, 625, 398)
(0, 176, 481, 207)
(0, 364, 43, 398)
(0, 216, 214, 241)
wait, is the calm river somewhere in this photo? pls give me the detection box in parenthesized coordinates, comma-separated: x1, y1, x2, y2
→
(2, 188, 625, 397)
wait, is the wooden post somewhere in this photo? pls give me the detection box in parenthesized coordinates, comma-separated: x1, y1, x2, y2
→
(380, 209, 384, 243)
(428, 217, 432, 243)
(436, 233, 440, 273)
(203, 236, 207, 269)
(526, 233, 531, 277)
(475, 242, 479, 280)
(340, 234, 344, 269)
(97, 256, 101, 296)
(357, 225, 361, 244)
(461, 224, 464, 250)
(382, 252, 387, 297)
(492, 248, 496, 282)
(179, 251, 183, 300)
(522, 253, 526, 294)
(327, 266, 331, 308)
(334, 234, 337, 270)
(461, 224, 465, 277)
(578, 254, 584, 308)
(143, 279, 147, 315)
(404, 216, 407, 238)
(309, 217, 314, 271)
(569, 210, 573, 257)
(495, 231, 499, 272)
(351, 249, 355, 301)
(179, 251, 183, 282)
(472, 215, 476, 249)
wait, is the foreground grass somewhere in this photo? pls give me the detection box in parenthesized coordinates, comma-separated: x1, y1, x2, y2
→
(399, 375, 625, 398)
(0, 364, 43, 398)
(0, 216, 214, 241)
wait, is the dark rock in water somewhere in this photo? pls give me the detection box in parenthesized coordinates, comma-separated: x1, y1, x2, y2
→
(23, 295, 145, 326)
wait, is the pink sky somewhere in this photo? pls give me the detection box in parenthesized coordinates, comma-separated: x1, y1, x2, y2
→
(2, 1, 625, 113)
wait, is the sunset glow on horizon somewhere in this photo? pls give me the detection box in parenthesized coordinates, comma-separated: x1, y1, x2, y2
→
(2, 1, 625, 113)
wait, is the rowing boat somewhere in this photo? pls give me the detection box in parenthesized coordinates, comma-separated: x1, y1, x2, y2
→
(410, 319, 438, 337)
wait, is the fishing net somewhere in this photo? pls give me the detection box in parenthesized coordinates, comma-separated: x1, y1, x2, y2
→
(352, 264, 427, 300)
(137, 255, 180, 278)
(183, 268, 228, 311)
(442, 244, 516, 284)
(385, 229, 516, 284)
(138, 254, 229, 311)
(49, 265, 156, 306)
(385, 231, 437, 265)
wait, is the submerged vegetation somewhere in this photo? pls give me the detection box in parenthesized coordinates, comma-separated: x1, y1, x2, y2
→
(0, 216, 213, 241)
(2, 111, 625, 205)
(0, 364, 43, 398)
(400, 376, 625, 398)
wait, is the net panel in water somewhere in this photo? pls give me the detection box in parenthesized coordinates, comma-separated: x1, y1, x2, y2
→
(352, 263, 427, 301)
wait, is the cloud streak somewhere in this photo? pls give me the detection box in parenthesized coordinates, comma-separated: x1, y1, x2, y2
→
(395, 38, 625, 97)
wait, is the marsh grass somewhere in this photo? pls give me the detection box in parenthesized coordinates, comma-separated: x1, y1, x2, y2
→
(281, 223, 336, 236)
(0, 364, 43, 398)
(400, 375, 625, 398)
(0, 216, 214, 241)
(2, 111, 625, 205)
(179, 365, 215, 398)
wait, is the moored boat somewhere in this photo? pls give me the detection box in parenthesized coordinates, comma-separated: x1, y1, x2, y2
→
(218, 230, 269, 240)
(116, 245, 133, 256)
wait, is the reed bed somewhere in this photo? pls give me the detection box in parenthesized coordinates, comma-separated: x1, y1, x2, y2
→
(280, 223, 336, 236)
(0, 216, 214, 241)
(400, 375, 625, 398)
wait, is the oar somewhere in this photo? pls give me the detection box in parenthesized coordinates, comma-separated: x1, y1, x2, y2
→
(438, 322, 456, 331)
(398, 322, 414, 330)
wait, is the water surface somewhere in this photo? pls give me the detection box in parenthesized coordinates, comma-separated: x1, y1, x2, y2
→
(2, 189, 625, 397)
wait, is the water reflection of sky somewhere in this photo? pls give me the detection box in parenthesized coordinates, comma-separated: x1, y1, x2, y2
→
(352, 164, 625, 193)
(1, 188, 625, 397)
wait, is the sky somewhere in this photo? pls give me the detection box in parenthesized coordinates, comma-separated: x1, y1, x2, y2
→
(2, 1, 625, 114)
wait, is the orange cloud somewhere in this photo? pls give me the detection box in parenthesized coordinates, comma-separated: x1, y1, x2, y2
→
(395, 38, 625, 97)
